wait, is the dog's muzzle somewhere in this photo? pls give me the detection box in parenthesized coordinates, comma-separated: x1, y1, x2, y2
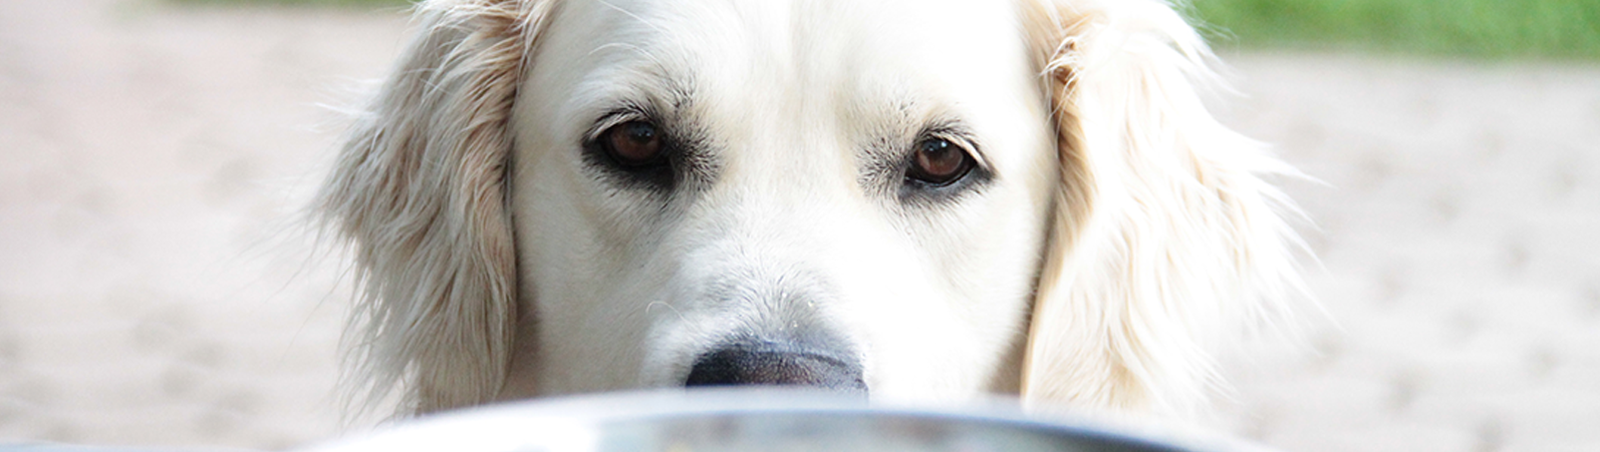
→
(684, 339, 866, 393)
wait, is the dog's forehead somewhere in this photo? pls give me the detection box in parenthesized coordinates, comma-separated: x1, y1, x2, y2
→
(584, 0, 1027, 77)
(539, 0, 1045, 176)
(552, 0, 1034, 120)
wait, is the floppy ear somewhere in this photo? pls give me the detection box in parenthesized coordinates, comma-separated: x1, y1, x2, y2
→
(1018, 0, 1307, 416)
(317, 0, 557, 415)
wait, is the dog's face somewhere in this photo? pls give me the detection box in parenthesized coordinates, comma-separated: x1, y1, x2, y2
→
(322, 0, 1306, 417)
(505, 0, 1057, 401)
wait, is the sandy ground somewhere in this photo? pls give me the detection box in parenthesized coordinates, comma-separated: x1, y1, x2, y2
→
(0, 1, 1597, 451)
(1210, 52, 1600, 452)
(0, 0, 401, 448)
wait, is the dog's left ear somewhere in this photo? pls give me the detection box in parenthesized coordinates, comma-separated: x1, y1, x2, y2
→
(1018, 0, 1307, 416)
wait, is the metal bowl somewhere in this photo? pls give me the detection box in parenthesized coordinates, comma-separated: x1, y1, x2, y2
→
(305, 389, 1269, 452)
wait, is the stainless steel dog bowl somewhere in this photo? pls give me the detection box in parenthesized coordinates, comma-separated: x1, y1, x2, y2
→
(304, 389, 1269, 452)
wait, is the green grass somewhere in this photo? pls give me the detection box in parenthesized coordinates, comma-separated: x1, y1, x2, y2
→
(173, 0, 1600, 59)
(1186, 0, 1600, 59)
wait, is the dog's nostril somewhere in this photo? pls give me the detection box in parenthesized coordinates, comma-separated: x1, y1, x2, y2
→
(684, 342, 866, 392)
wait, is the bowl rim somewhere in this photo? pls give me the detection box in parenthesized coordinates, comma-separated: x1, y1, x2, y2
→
(303, 389, 1274, 452)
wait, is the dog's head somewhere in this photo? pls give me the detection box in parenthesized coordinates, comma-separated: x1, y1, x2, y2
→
(320, 0, 1305, 417)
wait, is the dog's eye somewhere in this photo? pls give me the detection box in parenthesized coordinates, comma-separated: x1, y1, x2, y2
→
(600, 121, 665, 167)
(907, 137, 975, 186)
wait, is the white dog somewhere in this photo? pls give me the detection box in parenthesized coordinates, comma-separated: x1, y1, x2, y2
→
(319, 0, 1307, 419)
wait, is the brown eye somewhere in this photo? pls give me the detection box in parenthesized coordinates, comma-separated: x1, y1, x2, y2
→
(907, 137, 974, 185)
(601, 120, 664, 167)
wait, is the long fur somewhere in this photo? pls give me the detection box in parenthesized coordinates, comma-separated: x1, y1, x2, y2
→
(1019, 0, 1306, 416)
(319, 0, 1306, 418)
(318, 0, 558, 414)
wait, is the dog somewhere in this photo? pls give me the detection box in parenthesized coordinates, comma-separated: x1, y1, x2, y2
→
(318, 0, 1307, 419)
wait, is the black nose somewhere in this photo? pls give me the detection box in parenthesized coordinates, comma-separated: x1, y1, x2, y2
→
(684, 340, 866, 392)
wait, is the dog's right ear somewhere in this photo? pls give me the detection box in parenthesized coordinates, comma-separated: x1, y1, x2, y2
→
(317, 0, 558, 415)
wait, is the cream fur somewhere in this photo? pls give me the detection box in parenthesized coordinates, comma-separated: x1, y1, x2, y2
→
(318, 0, 1307, 418)
(1019, 0, 1307, 416)
(318, 0, 557, 414)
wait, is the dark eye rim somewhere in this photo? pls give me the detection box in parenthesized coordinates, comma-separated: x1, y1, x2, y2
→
(904, 136, 977, 187)
(596, 120, 670, 168)
(890, 127, 993, 206)
(582, 110, 678, 190)
(902, 133, 984, 189)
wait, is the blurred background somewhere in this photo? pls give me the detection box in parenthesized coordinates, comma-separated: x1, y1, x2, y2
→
(0, 0, 1596, 450)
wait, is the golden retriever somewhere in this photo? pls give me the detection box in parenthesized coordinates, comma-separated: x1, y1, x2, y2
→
(318, 0, 1307, 419)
